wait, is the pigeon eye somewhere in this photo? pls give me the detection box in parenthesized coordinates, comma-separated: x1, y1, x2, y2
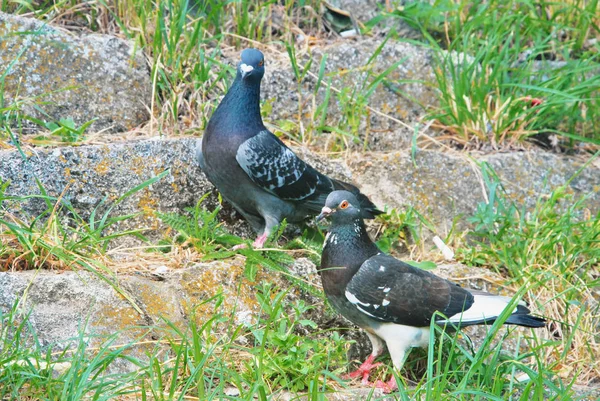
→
(258, 60, 264, 67)
(339, 200, 349, 209)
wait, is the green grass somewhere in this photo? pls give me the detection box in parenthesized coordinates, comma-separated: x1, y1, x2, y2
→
(455, 157, 600, 384)
(3, 167, 598, 399)
(1, 0, 599, 399)
(2, 0, 598, 149)
(388, 0, 600, 148)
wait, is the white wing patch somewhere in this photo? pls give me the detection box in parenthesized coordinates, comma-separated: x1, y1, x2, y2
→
(345, 290, 371, 307)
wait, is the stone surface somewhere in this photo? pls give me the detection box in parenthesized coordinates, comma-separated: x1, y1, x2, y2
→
(349, 149, 600, 234)
(260, 37, 438, 151)
(2, 138, 596, 245)
(0, 137, 220, 238)
(2, 137, 597, 244)
(0, 259, 297, 357)
(0, 12, 151, 134)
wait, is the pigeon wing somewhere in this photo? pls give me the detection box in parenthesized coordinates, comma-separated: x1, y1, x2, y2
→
(344, 254, 474, 327)
(236, 131, 333, 209)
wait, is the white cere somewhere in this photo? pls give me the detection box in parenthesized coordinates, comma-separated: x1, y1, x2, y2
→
(383, 287, 391, 293)
(240, 63, 254, 73)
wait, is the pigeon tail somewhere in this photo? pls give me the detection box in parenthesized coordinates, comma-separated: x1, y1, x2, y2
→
(331, 179, 383, 219)
(504, 305, 546, 328)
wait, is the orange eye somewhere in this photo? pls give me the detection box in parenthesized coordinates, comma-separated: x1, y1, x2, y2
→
(258, 60, 264, 67)
(339, 200, 349, 209)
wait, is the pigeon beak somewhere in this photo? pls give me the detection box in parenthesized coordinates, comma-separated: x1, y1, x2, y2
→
(316, 206, 334, 222)
(240, 63, 254, 79)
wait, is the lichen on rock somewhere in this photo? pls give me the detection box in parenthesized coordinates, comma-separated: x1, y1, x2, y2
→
(0, 12, 151, 134)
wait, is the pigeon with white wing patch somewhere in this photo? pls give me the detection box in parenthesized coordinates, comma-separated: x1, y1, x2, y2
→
(316, 190, 546, 392)
(198, 49, 381, 248)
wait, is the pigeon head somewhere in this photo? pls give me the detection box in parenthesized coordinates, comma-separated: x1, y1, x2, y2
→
(317, 190, 362, 224)
(238, 48, 265, 82)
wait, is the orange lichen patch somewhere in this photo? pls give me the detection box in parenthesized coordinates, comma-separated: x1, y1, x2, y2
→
(95, 159, 110, 175)
(90, 302, 158, 356)
(133, 281, 181, 325)
(93, 303, 141, 329)
(91, 302, 147, 341)
(130, 156, 147, 175)
(179, 259, 273, 327)
(137, 189, 159, 215)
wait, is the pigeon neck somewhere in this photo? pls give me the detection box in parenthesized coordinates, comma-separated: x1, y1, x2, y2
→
(320, 218, 381, 291)
(211, 75, 265, 135)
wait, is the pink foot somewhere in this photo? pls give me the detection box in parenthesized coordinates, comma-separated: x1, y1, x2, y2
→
(252, 233, 268, 249)
(374, 377, 398, 393)
(231, 233, 268, 251)
(342, 354, 383, 384)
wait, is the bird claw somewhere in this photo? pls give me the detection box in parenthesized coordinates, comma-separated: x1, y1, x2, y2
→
(342, 354, 382, 382)
(374, 378, 398, 393)
(342, 362, 383, 380)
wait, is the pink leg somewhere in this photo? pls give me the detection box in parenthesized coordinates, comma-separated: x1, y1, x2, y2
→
(232, 233, 268, 250)
(252, 232, 268, 248)
(342, 354, 383, 384)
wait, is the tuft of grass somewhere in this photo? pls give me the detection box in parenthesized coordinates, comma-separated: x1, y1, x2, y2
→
(0, 279, 347, 399)
(0, 170, 168, 272)
(390, 0, 600, 149)
(0, 300, 140, 400)
(156, 193, 241, 254)
(456, 158, 600, 384)
(374, 205, 434, 254)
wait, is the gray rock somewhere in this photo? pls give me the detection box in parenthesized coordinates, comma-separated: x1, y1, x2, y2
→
(0, 258, 542, 381)
(349, 149, 600, 234)
(0, 137, 222, 238)
(0, 12, 151, 134)
(327, 0, 423, 39)
(2, 137, 596, 246)
(261, 37, 438, 151)
(0, 260, 288, 360)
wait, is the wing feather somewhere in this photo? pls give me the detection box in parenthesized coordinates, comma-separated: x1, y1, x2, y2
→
(345, 254, 474, 327)
(236, 131, 333, 208)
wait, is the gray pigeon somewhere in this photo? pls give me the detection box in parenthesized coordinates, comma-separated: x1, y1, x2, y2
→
(317, 190, 546, 392)
(198, 49, 381, 248)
